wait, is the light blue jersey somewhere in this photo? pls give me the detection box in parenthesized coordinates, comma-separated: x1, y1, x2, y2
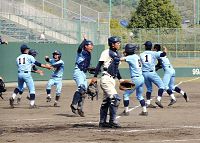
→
(49, 59, 64, 78)
(16, 54, 36, 72)
(124, 54, 142, 77)
(140, 51, 161, 72)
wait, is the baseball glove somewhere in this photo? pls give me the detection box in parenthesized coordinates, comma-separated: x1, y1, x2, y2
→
(119, 80, 135, 90)
(0, 79, 6, 99)
(87, 67, 96, 74)
(87, 81, 98, 100)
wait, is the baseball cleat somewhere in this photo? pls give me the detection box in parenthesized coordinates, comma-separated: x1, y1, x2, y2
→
(155, 100, 164, 108)
(29, 104, 39, 109)
(77, 109, 85, 117)
(109, 122, 121, 128)
(17, 97, 21, 104)
(9, 97, 14, 108)
(139, 111, 148, 116)
(168, 99, 176, 106)
(183, 93, 189, 102)
(70, 104, 77, 114)
(119, 110, 130, 116)
(99, 122, 111, 128)
(146, 103, 157, 108)
(46, 96, 51, 102)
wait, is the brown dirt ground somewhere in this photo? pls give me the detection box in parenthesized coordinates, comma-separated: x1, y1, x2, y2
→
(0, 78, 200, 143)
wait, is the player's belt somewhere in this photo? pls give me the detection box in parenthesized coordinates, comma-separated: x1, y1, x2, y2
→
(18, 71, 29, 73)
(131, 76, 139, 78)
(102, 72, 115, 78)
(142, 70, 153, 72)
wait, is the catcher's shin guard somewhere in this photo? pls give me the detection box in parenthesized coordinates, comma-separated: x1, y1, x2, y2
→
(109, 104, 117, 123)
(109, 94, 121, 123)
(99, 98, 110, 123)
(71, 91, 81, 105)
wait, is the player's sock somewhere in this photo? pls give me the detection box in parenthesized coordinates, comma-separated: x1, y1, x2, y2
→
(125, 107, 129, 112)
(146, 100, 151, 105)
(142, 106, 147, 112)
(180, 91, 185, 96)
(30, 100, 35, 106)
(12, 93, 17, 99)
(170, 94, 176, 100)
(157, 96, 162, 102)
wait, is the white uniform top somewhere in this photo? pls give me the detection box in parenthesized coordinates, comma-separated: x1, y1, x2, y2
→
(99, 49, 113, 74)
(16, 54, 36, 72)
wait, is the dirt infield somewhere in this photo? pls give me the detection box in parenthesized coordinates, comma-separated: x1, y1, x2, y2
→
(0, 78, 200, 143)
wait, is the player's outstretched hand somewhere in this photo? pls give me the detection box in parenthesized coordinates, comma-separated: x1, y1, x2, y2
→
(37, 70, 44, 76)
(44, 64, 53, 70)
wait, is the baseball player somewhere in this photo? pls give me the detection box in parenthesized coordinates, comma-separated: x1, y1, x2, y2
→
(140, 41, 167, 108)
(15, 49, 44, 104)
(154, 44, 189, 106)
(120, 44, 148, 116)
(45, 50, 64, 107)
(9, 44, 52, 108)
(70, 34, 94, 117)
(91, 36, 123, 128)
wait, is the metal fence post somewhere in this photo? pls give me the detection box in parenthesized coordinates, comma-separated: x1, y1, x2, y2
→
(175, 28, 178, 58)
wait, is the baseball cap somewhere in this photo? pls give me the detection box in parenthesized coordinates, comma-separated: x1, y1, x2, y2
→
(143, 41, 152, 47)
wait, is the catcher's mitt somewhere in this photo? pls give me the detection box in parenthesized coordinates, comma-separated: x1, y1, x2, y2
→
(119, 80, 135, 91)
(87, 67, 96, 74)
(87, 81, 98, 100)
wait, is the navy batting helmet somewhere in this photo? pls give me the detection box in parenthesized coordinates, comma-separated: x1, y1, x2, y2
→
(20, 44, 30, 53)
(144, 41, 152, 50)
(124, 44, 138, 55)
(108, 36, 121, 47)
(28, 49, 38, 57)
(52, 50, 62, 59)
(84, 40, 93, 46)
(154, 44, 161, 51)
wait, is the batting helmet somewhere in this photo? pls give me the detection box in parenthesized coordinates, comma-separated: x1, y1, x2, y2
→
(144, 41, 152, 50)
(124, 44, 138, 55)
(154, 44, 161, 51)
(20, 44, 30, 53)
(108, 36, 121, 47)
(28, 49, 38, 57)
(84, 40, 93, 46)
(52, 50, 62, 59)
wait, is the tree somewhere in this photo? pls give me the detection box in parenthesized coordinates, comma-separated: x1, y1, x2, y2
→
(128, 0, 182, 28)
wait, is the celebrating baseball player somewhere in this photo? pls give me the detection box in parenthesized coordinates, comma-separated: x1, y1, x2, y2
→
(91, 36, 123, 128)
(70, 34, 94, 117)
(120, 44, 148, 116)
(45, 50, 64, 107)
(15, 49, 44, 104)
(154, 44, 189, 106)
(9, 44, 52, 108)
(140, 41, 167, 108)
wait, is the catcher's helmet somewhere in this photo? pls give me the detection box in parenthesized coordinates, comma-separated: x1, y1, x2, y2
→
(154, 44, 161, 51)
(108, 36, 121, 47)
(144, 41, 152, 50)
(52, 50, 62, 59)
(28, 49, 38, 57)
(124, 44, 138, 55)
(20, 44, 30, 53)
(84, 40, 93, 46)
